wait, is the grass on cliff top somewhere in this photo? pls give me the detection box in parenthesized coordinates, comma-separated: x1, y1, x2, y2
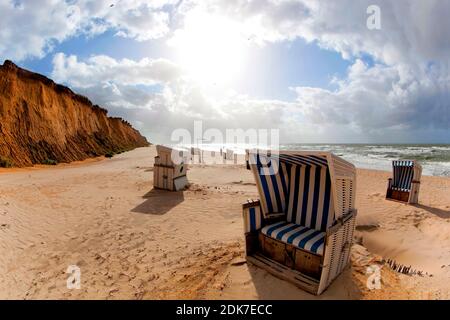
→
(0, 156, 14, 168)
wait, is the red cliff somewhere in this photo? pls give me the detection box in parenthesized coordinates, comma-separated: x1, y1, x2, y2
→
(0, 60, 149, 167)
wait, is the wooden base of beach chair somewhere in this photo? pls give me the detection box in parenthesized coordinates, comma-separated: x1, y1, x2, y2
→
(244, 232, 259, 256)
(258, 233, 322, 280)
(386, 188, 410, 203)
(244, 211, 357, 296)
(246, 253, 319, 295)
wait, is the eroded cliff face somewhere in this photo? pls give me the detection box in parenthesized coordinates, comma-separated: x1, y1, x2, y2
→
(0, 60, 149, 167)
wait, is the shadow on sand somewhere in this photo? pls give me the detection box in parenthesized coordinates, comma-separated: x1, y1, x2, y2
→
(131, 188, 184, 215)
(413, 204, 450, 219)
(246, 264, 362, 300)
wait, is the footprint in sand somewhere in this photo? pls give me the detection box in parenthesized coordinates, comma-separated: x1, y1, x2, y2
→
(368, 193, 382, 199)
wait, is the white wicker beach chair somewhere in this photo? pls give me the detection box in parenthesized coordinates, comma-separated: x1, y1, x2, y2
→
(223, 149, 234, 160)
(242, 151, 357, 295)
(245, 149, 250, 170)
(386, 160, 422, 204)
(154, 145, 189, 191)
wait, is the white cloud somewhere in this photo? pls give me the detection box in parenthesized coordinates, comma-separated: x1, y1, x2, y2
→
(79, 0, 174, 41)
(170, 0, 448, 141)
(293, 60, 449, 132)
(51, 53, 292, 143)
(6, 0, 447, 143)
(175, 0, 450, 66)
(0, 0, 78, 60)
(0, 0, 174, 61)
(52, 53, 181, 88)
(52, 50, 448, 144)
(173, 0, 312, 44)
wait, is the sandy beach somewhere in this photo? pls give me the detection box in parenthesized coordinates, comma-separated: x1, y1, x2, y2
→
(1, 146, 449, 300)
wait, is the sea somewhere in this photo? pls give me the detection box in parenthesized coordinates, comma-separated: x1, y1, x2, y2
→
(178, 143, 450, 177)
(279, 144, 450, 177)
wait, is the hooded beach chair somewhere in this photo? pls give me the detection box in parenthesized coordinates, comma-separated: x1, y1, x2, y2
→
(245, 149, 250, 170)
(242, 151, 357, 295)
(223, 149, 234, 160)
(386, 160, 422, 204)
(154, 145, 189, 191)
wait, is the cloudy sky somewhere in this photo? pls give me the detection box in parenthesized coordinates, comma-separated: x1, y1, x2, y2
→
(1, 0, 449, 144)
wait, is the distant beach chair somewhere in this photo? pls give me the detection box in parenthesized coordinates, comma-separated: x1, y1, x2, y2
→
(223, 149, 234, 161)
(245, 149, 271, 170)
(242, 151, 357, 295)
(154, 145, 189, 191)
(190, 147, 203, 164)
(245, 149, 250, 170)
(386, 160, 422, 204)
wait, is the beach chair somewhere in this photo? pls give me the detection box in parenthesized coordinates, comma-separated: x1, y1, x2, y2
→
(154, 145, 188, 191)
(245, 149, 250, 170)
(190, 147, 203, 164)
(386, 160, 422, 204)
(242, 151, 357, 295)
(245, 149, 270, 170)
(223, 149, 234, 160)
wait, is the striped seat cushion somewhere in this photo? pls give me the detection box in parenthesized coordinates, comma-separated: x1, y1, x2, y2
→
(261, 221, 326, 256)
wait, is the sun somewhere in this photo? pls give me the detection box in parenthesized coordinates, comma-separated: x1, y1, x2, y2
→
(170, 11, 249, 87)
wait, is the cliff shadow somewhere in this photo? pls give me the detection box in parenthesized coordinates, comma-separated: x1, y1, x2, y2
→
(131, 188, 184, 215)
(413, 204, 450, 219)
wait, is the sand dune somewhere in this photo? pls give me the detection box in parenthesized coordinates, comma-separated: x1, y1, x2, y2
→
(0, 146, 449, 299)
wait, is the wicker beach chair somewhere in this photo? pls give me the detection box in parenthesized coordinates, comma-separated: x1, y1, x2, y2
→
(223, 149, 234, 160)
(386, 160, 422, 204)
(153, 145, 188, 191)
(242, 151, 357, 295)
(245, 149, 250, 170)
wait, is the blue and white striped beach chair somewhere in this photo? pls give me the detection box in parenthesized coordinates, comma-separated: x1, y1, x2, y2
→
(242, 151, 357, 295)
(386, 160, 422, 204)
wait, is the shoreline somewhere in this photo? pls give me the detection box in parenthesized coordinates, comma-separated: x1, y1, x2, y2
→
(2, 145, 449, 179)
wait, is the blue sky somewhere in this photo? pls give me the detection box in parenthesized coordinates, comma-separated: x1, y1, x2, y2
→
(22, 30, 170, 74)
(1, 0, 448, 144)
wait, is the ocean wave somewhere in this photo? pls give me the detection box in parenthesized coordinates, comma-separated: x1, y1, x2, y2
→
(279, 144, 450, 177)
